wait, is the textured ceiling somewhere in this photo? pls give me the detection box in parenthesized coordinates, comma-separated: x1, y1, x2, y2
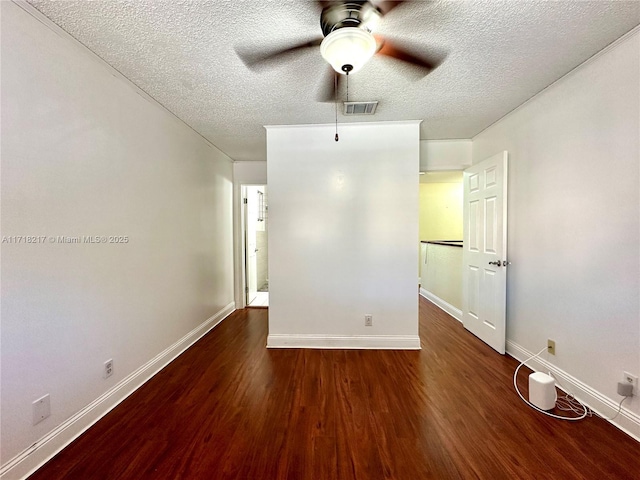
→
(28, 0, 640, 162)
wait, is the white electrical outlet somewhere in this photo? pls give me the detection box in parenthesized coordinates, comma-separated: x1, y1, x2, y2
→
(364, 314, 373, 327)
(32, 394, 51, 425)
(104, 359, 114, 379)
(623, 371, 638, 395)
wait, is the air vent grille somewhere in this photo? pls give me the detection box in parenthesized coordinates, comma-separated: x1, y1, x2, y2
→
(343, 101, 378, 115)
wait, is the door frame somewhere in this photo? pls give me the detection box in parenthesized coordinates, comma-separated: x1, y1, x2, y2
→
(239, 184, 267, 308)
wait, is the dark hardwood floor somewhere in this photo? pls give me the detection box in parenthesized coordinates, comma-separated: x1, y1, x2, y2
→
(29, 297, 639, 479)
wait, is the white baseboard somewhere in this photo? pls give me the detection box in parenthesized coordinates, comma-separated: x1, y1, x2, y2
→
(266, 334, 421, 350)
(0, 302, 236, 480)
(419, 288, 462, 322)
(507, 340, 640, 442)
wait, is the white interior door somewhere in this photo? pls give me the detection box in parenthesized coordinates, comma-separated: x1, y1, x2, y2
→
(462, 151, 508, 354)
(245, 191, 258, 305)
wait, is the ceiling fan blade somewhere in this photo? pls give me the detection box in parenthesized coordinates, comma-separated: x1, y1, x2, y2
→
(236, 38, 323, 71)
(375, 36, 446, 74)
(317, 66, 344, 103)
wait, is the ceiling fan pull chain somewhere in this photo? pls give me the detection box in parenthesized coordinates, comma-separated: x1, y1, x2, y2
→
(346, 72, 349, 102)
(334, 73, 339, 142)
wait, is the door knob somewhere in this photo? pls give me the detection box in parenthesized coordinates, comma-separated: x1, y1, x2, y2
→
(489, 260, 511, 267)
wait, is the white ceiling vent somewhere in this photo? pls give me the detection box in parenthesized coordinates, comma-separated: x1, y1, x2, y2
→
(343, 101, 378, 115)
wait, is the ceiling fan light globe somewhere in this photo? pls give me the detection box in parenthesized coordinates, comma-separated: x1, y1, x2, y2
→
(320, 27, 377, 75)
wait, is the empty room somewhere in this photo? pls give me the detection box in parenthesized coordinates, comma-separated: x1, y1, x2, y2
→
(1, 1, 639, 479)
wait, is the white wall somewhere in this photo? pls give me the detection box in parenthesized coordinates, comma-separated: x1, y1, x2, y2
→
(420, 139, 472, 171)
(233, 161, 267, 185)
(473, 29, 640, 429)
(266, 122, 420, 349)
(1, 1, 235, 469)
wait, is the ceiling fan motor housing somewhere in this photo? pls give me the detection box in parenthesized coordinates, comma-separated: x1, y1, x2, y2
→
(320, 1, 381, 36)
(320, 1, 380, 74)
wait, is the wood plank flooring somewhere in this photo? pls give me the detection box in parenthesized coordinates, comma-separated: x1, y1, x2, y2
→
(29, 297, 640, 479)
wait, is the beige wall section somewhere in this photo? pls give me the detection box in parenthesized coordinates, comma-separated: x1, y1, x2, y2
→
(419, 181, 463, 241)
(418, 174, 463, 282)
(418, 141, 465, 284)
(422, 244, 463, 311)
(1, 2, 234, 463)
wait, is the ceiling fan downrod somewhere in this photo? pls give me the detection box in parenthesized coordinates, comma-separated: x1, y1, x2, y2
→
(335, 73, 339, 142)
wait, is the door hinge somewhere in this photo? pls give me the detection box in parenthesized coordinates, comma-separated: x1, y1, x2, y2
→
(243, 198, 248, 204)
(245, 286, 249, 293)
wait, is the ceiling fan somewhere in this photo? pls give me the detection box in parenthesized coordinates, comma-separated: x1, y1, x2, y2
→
(236, 1, 446, 102)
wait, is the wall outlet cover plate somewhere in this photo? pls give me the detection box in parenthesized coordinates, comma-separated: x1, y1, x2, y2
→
(33, 394, 51, 425)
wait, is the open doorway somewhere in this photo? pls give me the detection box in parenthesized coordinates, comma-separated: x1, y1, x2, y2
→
(419, 171, 463, 319)
(244, 185, 268, 307)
